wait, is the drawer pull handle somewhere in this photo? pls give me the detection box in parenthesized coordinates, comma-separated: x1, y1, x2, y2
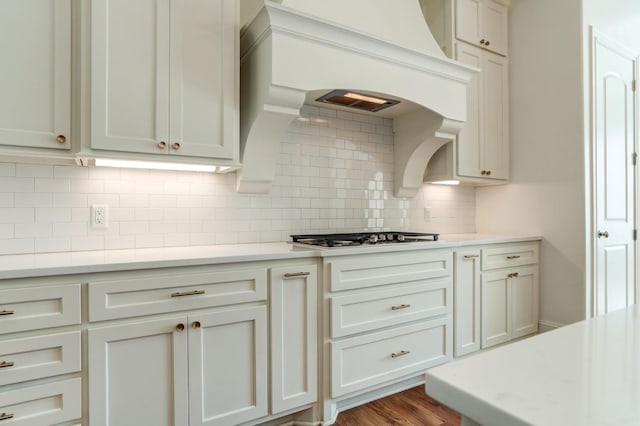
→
(391, 350, 411, 358)
(171, 290, 205, 298)
(391, 304, 411, 311)
(463, 254, 479, 259)
(507, 272, 520, 278)
(0, 413, 14, 421)
(284, 272, 310, 278)
(507, 255, 521, 259)
(0, 361, 14, 368)
(0, 310, 14, 316)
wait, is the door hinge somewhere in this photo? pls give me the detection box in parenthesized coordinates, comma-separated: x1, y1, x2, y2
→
(634, 229, 637, 241)
(633, 152, 638, 166)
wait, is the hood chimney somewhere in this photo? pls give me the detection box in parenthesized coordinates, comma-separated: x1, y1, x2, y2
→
(237, 0, 477, 197)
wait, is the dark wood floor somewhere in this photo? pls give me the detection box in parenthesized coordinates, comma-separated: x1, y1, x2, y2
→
(334, 386, 461, 426)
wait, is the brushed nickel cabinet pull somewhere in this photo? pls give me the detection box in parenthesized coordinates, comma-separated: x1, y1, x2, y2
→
(507, 255, 521, 259)
(284, 272, 310, 278)
(391, 304, 411, 311)
(171, 290, 205, 298)
(391, 350, 411, 358)
(0, 413, 14, 421)
(0, 361, 14, 368)
(0, 310, 14, 316)
(463, 254, 480, 259)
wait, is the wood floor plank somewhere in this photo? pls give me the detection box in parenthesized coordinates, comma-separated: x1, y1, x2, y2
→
(334, 386, 461, 426)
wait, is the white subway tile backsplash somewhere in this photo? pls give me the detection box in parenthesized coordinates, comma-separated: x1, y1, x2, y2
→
(0, 106, 475, 254)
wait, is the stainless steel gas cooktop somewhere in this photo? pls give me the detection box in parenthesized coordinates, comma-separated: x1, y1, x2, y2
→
(290, 232, 439, 247)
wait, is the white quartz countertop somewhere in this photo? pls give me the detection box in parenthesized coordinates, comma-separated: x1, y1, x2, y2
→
(426, 305, 640, 426)
(0, 233, 541, 279)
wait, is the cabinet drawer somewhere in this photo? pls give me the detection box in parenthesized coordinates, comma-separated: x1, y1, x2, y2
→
(331, 278, 452, 338)
(0, 378, 81, 425)
(482, 244, 538, 270)
(330, 317, 452, 397)
(0, 284, 81, 334)
(328, 251, 452, 292)
(88, 268, 267, 321)
(0, 331, 81, 386)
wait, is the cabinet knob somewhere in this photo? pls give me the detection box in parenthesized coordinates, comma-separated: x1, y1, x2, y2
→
(56, 134, 67, 144)
(192, 321, 201, 329)
(486, 170, 491, 176)
(481, 170, 487, 175)
(176, 323, 185, 331)
(171, 142, 181, 150)
(480, 39, 486, 45)
(158, 141, 167, 149)
(485, 40, 491, 46)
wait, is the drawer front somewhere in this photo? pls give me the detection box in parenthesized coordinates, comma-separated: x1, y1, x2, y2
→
(482, 243, 539, 270)
(331, 278, 452, 338)
(328, 250, 452, 292)
(89, 268, 267, 321)
(0, 378, 81, 425)
(0, 284, 81, 335)
(0, 331, 81, 386)
(330, 317, 452, 397)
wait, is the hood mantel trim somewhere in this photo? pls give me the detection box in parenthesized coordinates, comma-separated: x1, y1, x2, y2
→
(237, 2, 477, 197)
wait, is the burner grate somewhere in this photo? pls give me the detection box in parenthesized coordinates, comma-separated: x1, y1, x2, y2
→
(291, 232, 439, 247)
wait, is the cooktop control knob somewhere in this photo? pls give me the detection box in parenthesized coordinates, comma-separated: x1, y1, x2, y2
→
(378, 234, 386, 242)
(369, 234, 378, 244)
(397, 234, 405, 242)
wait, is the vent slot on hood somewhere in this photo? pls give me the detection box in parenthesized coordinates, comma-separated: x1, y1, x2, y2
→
(315, 90, 400, 113)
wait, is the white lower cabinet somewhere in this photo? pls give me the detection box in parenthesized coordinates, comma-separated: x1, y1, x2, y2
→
(480, 246, 539, 349)
(454, 250, 481, 357)
(89, 306, 268, 426)
(270, 265, 318, 414)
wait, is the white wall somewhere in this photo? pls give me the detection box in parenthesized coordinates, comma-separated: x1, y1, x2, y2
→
(0, 106, 475, 255)
(476, 0, 586, 327)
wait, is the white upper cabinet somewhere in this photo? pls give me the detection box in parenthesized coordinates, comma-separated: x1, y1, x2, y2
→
(90, 0, 238, 161)
(455, 0, 508, 56)
(0, 0, 71, 151)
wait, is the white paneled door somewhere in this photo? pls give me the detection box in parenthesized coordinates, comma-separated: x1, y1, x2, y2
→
(593, 30, 637, 316)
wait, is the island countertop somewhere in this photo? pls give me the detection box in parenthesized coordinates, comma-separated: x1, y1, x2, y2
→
(425, 305, 640, 426)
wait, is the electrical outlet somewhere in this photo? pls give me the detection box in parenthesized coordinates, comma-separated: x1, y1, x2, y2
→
(91, 204, 108, 229)
(423, 207, 431, 223)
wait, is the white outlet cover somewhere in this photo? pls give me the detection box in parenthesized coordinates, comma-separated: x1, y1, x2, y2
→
(91, 204, 108, 229)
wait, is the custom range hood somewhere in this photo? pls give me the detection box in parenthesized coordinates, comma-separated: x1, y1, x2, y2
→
(237, 0, 477, 197)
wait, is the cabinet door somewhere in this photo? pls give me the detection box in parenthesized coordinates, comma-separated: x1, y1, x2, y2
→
(455, 42, 483, 178)
(481, 51, 508, 179)
(455, 0, 507, 56)
(480, 0, 508, 56)
(481, 270, 510, 348)
(169, 0, 237, 159)
(188, 306, 268, 426)
(0, 0, 71, 150)
(454, 250, 481, 356)
(88, 316, 189, 426)
(455, 0, 482, 49)
(511, 266, 539, 339)
(91, 0, 171, 154)
(270, 265, 318, 414)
